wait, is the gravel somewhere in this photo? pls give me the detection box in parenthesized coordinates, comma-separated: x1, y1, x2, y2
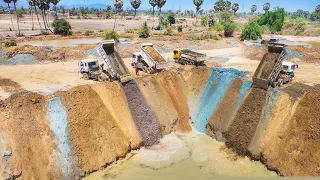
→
(83, 48, 100, 57)
(0, 54, 38, 65)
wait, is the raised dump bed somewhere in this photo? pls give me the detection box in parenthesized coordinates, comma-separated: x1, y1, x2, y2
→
(252, 43, 286, 90)
(97, 40, 132, 82)
(139, 43, 168, 72)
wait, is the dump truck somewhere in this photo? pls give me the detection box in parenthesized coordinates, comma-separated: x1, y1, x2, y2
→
(132, 43, 168, 74)
(173, 49, 206, 66)
(252, 43, 294, 90)
(79, 40, 132, 82)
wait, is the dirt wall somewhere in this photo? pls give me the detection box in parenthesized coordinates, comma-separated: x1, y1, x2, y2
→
(135, 77, 180, 135)
(90, 83, 142, 149)
(61, 86, 131, 174)
(224, 88, 269, 156)
(0, 92, 61, 180)
(122, 80, 163, 146)
(155, 72, 192, 132)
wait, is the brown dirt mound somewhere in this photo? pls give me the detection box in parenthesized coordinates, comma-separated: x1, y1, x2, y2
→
(155, 71, 192, 132)
(224, 88, 268, 156)
(282, 83, 314, 101)
(265, 92, 320, 176)
(143, 46, 165, 63)
(90, 82, 142, 149)
(0, 92, 60, 179)
(287, 46, 320, 64)
(206, 78, 243, 140)
(0, 78, 22, 93)
(135, 77, 180, 135)
(122, 80, 162, 146)
(255, 52, 281, 79)
(60, 86, 131, 173)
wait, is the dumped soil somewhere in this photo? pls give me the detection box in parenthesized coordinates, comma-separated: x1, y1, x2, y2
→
(143, 46, 166, 63)
(0, 78, 22, 93)
(282, 83, 315, 101)
(244, 46, 268, 60)
(135, 77, 180, 135)
(206, 78, 243, 140)
(266, 92, 320, 176)
(60, 86, 131, 173)
(255, 53, 281, 79)
(224, 88, 268, 156)
(0, 92, 60, 179)
(108, 51, 130, 75)
(287, 46, 320, 64)
(90, 83, 142, 149)
(155, 71, 192, 132)
(122, 80, 162, 146)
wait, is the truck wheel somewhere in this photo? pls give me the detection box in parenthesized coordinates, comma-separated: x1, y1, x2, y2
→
(98, 75, 104, 82)
(272, 81, 277, 88)
(83, 73, 89, 80)
(278, 79, 283, 87)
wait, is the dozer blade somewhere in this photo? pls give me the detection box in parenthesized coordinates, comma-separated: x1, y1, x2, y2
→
(268, 43, 285, 53)
(119, 74, 133, 83)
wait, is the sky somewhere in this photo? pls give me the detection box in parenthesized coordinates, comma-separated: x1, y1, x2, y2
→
(0, 0, 319, 13)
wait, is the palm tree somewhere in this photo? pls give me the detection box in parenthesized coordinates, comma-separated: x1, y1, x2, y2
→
(316, 5, 320, 13)
(31, 0, 42, 30)
(51, 0, 60, 19)
(251, 4, 257, 14)
(157, 0, 166, 30)
(113, 0, 123, 32)
(149, 0, 157, 29)
(27, 0, 35, 30)
(231, 3, 239, 14)
(3, 0, 15, 31)
(193, 0, 204, 28)
(130, 0, 141, 19)
(11, 0, 21, 36)
(263, 3, 270, 12)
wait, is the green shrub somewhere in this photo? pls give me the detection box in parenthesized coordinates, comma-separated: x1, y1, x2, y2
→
(293, 18, 307, 35)
(138, 21, 150, 38)
(40, 31, 50, 35)
(188, 33, 221, 40)
(209, 23, 224, 32)
(51, 19, 73, 36)
(177, 25, 183, 32)
(240, 20, 264, 40)
(4, 41, 17, 47)
(223, 22, 237, 37)
(85, 30, 94, 36)
(201, 16, 207, 26)
(164, 27, 173, 36)
(125, 29, 135, 33)
(102, 30, 120, 40)
(212, 34, 222, 40)
(166, 12, 176, 25)
(258, 8, 285, 34)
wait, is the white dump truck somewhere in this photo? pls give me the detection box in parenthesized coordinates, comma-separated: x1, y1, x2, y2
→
(132, 43, 168, 74)
(79, 40, 132, 82)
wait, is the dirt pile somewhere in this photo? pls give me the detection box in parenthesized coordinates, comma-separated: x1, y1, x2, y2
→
(135, 77, 180, 135)
(263, 91, 320, 176)
(90, 83, 142, 149)
(143, 46, 165, 63)
(224, 88, 268, 156)
(0, 92, 60, 179)
(155, 71, 192, 132)
(287, 46, 320, 64)
(255, 53, 281, 79)
(60, 86, 131, 173)
(0, 78, 22, 93)
(122, 80, 162, 146)
(206, 78, 243, 140)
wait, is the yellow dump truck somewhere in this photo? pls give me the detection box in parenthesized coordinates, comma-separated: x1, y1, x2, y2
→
(173, 49, 206, 66)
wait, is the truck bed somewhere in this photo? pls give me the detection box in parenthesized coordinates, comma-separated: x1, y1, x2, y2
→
(181, 49, 206, 57)
(107, 51, 130, 76)
(254, 52, 281, 79)
(143, 46, 166, 63)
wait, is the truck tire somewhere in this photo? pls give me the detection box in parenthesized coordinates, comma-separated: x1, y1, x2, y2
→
(278, 79, 283, 87)
(83, 73, 89, 80)
(272, 81, 277, 88)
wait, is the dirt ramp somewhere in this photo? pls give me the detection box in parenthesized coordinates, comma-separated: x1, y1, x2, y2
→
(122, 80, 162, 146)
(206, 78, 244, 140)
(224, 88, 269, 156)
(155, 72, 192, 132)
(90, 83, 142, 149)
(263, 91, 320, 176)
(0, 92, 60, 179)
(61, 86, 131, 173)
(135, 77, 180, 135)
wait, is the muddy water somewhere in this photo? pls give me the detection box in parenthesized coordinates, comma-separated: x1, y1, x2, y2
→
(84, 133, 276, 179)
(20, 37, 101, 47)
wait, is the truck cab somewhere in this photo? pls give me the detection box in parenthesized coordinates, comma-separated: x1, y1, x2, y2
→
(281, 61, 295, 77)
(132, 52, 142, 66)
(173, 49, 181, 59)
(79, 59, 99, 73)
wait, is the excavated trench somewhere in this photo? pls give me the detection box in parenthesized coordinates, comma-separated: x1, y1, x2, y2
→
(0, 68, 320, 179)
